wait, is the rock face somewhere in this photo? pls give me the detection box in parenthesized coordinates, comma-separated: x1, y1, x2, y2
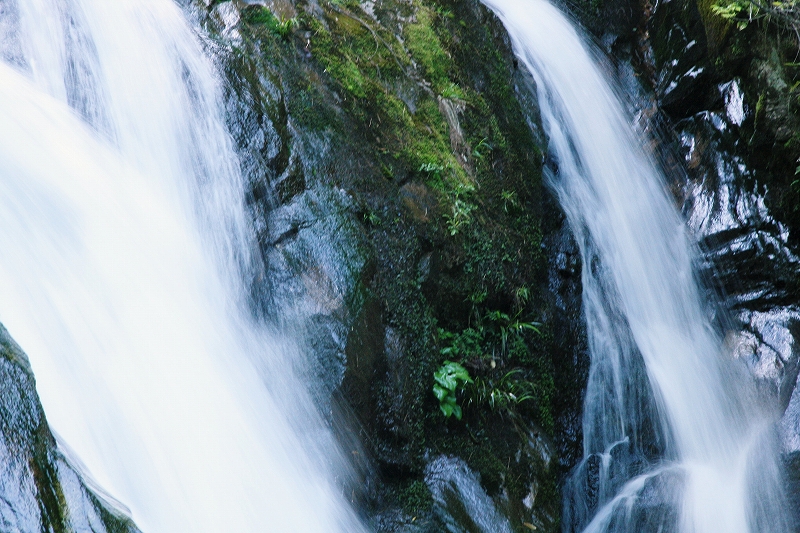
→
(208, 0, 800, 528)
(200, 0, 584, 530)
(211, 0, 800, 525)
(641, 0, 800, 480)
(0, 324, 140, 533)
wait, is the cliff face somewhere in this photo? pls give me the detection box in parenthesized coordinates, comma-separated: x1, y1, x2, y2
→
(200, 0, 582, 530)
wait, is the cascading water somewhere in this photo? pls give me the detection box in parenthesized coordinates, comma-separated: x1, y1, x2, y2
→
(481, 0, 791, 531)
(0, 1, 366, 532)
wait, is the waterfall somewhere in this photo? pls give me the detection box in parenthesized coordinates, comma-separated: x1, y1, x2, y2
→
(481, 0, 791, 531)
(0, 1, 366, 532)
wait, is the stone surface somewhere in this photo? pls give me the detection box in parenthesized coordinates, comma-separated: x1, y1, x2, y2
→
(0, 324, 140, 533)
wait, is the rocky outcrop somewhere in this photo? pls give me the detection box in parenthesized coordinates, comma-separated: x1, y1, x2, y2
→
(209, 0, 800, 526)
(199, 0, 586, 530)
(640, 0, 800, 457)
(0, 324, 139, 533)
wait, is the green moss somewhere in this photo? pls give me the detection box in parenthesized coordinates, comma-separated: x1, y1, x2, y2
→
(334, 57, 368, 97)
(398, 479, 434, 514)
(697, 0, 733, 50)
(306, 2, 469, 214)
(242, 6, 299, 40)
(405, 7, 452, 92)
(286, 77, 340, 131)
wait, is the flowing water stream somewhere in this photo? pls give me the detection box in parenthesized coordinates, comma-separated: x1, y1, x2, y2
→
(0, 0, 793, 530)
(0, 1, 365, 532)
(481, 0, 791, 531)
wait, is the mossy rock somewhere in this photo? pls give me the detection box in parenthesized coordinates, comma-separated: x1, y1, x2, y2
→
(201, 0, 576, 530)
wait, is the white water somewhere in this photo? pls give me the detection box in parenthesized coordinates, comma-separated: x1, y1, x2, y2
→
(481, 0, 790, 532)
(0, 1, 365, 532)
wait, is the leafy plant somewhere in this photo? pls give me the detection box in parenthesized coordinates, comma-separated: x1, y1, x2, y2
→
(438, 309, 540, 365)
(445, 198, 476, 235)
(500, 189, 520, 213)
(514, 286, 531, 307)
(363, 210, 381, 226)
(484, 309, 541, 359)
(433, 361, 473, 419)
(440, 82, 466, 101)
(441, 181, 476, 235)
(434, 307, 549, 423)
(274, 16, 300, 40)
(711, 0, 755, 28)
(419, 162, 446, 179)
(439, 327, 485, 360)
(711, 0, 800, 35)
(472, 137, 491, 160)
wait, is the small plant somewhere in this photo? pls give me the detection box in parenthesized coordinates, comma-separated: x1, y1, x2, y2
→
(442, 181, 476, 236)
(433, 361, 473, 419)
(419, 162, 446, 179)
(439, 327, 485, 360)
(362, 208, 381, 227)
(711, 0, 755, 28)
(469, 369, 535, 410)
(711, 0, 800, 35)
(500, 189, 520, 213)
(244, 7, 299, 40)
(468, 289, 488, 304)
(438, 309, 541, 366)
(445, 198, 476, 235)
(435, 309, 552, 427)
(273, 16, 300, 39)
(440, 82, 466, 101)
(472, 137, 491, 160)
(484, 309, 541, 358)
(514, 286, 531, 307)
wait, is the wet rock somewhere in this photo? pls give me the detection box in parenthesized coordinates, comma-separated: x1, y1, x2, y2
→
(0, 324, 139, 533)
(674, 102, 800, 439)
(425, 455, 514, 533)
(201, 0, 578, 531)
(647, 0, 713, 116)
(572, 0, 800, 518)
(399, 182, 438, 223)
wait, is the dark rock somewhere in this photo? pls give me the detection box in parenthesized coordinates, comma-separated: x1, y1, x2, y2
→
(200, 0, 574, 530)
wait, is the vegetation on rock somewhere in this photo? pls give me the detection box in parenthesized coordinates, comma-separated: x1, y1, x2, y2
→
(432, 360, 473, 419)
(204, 0, 567, 529)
